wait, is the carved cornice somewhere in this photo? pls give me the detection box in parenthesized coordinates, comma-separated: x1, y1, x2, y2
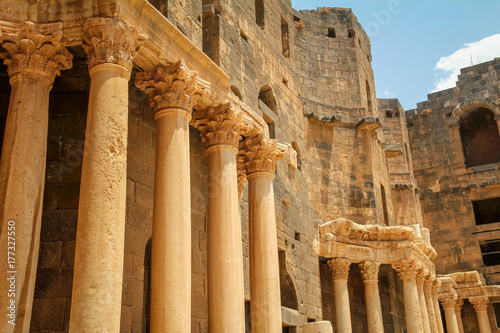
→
(191, 102, 257, 149)
(439, 293, 458, 309)
(241, 134, 289, 175)
(83, 17, 146, 72)
(359, 261, 380, 281)
(135, 60, 204, 115)
(0, 21, 72, 84)
(469, 296, 489, 312)
(328, 258, 351, 280)
(392, 259, 422, 281)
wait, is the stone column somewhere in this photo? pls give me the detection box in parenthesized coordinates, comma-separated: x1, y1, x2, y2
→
(135, 61, 201, 332)
(240, 135, 287, 332)
(470, 296, 492, 333)
(455, 298, 464, 333)
(416, 269, 432, 333)
(328, 258, 352, 333)
(359, 261, 384, 333)
(392, 260, 424, 333)
(192, 103, 254, 332)
(438, 293, 460, 333)
(0, 21, 72, 332)
(424, 275, 439, 333)
(432, 279, 445, 333)
(69, 18, 145, 332)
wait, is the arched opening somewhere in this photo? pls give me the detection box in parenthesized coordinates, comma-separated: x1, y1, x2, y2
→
(459, 107, 500, 167)
(230, 85, 243, 100)
(258, 85, 278, 114)
(279, 250, 298, 310)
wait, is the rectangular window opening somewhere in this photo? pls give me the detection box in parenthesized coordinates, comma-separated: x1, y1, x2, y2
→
(381, 184, 389, 225)
(281, 17, 290, 59)
(493, 302, 500, 328)
(255, 0, 265, 30)
(473, 197, 500, 225)
(327, 28, 336, 38)
(263, 113, 275, 139)
(480, 239, 500, 266)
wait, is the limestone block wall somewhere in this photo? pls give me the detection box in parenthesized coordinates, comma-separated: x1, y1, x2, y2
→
(407, 58, 500, 283)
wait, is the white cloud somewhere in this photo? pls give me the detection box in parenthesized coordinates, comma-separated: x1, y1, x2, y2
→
(383, 90, 395, 97)
(433, 34, 500, 92)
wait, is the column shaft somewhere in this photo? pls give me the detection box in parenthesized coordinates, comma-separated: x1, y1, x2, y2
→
(433, 285, 445, 333)
(207, 145, 245, 332)
(424, 284, 438, 333)
(69, 63, 130, 332)
(476, 310, 492, 333)
(443, 308, 460, 333)
(248, 173, 282, 332)
(333, 279, 352, 333)
(363, 280, 384, 333)
(150, 110, 192, 332)
(417, 278, 431, 333)
(402, 278, 424, 333)
(0, 76, 51, 333)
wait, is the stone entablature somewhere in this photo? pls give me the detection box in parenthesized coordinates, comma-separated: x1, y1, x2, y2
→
(314, 218, 437, 270)
(439, 271, 500, 299)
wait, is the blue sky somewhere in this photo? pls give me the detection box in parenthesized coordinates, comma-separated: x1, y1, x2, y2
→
(290, 0, 500, 110)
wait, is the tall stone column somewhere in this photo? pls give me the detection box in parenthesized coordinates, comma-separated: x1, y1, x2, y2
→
(432, 279, 445, 333)
(328, 258, 352, 333)
(241, 135, 287, 332)
(416, 269, 432, 333)
(455, 298, 464, 333)
(359, 261, 384, 333)
(69, 18, 145, 332)
(424, 275, 439, 333)
(135, 60, 201, 332)
(438, 293, 460, 333)
(0, 21, 72, 333)
(470, 296, 492, 333)
(392, 260, 424, 333)
(192, 103, 254, 332)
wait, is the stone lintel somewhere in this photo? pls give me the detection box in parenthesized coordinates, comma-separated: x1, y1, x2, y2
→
(355, 117, 382, 132)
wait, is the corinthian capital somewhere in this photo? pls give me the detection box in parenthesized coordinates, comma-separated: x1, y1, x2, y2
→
(136, 60, 207, 115)
(241, 135, 289, 175)
(416, 268, 430, 286)
(392, 259, 421, 281)
(469, 296, 490, 312)
(236, 152, 248, 201)
(191, 103, 256, 148)
(83, 18, 146, 72)
(328, 258, 351, 280)
(359, 261, 380, 281)
(0, 21, 73, 84)
(439, 293, 458, 310)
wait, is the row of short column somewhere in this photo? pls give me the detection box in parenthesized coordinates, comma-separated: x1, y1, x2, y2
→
(439, 294, 492, 333)
(0, 17, 286, 333)
(326, 258, 444, 333)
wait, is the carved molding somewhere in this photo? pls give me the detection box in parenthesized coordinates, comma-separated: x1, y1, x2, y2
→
(469, 296, 490, 312)
(83, 17, 146, 72)
(439, 293, 459, 309)
(191, 102, 257, 148)
(359, 261, 380, 281)
(392, 259, 421, 281)
(241, 134, 289, 175)
(0, 20, 72, 83)
(136, 60, 203, 115)
(328, 258, 351, 280)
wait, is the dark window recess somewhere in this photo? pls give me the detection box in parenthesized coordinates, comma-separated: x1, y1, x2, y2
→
(143, 238, 152, 332)
(459, 107, 500, 167)
(381, 184, 389, 225)
(480, 239, 500, 266)
(294, 232, 301, 241)
(255, 0, 265, 30)
(148, 0, 168, 17)
(348, 29, 355, 38)
(279, 250, 298, 310)
(493, 302, 500, 328)
(281, 17, 290, 59)
(282, 327, 297, 333)
(366, 80, 372, 113)
(230, 85, 243, 100)
(263, 113, 275, 139)
(307, 318, 316, 323)
(245, 300, 251, 332)
(473, 197, 500, 225)
(327, 28, 336, 38)
(202, 9, 220, 65)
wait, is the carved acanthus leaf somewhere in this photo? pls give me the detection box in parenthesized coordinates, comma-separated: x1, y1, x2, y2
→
(392, 259, 422, 281)
(136, 60, 202, 114)
(359, 261, 380, 281)
(0, 20, 72, 83)
(328, 258, 351, 280)
(191, 102, 255, 148)
(439, 293, 458, 309)
(242, 134, 289, 174)
(469, 296, 489, 312)
(83, 17, 146, 72)
(236, 150, 248, 201)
